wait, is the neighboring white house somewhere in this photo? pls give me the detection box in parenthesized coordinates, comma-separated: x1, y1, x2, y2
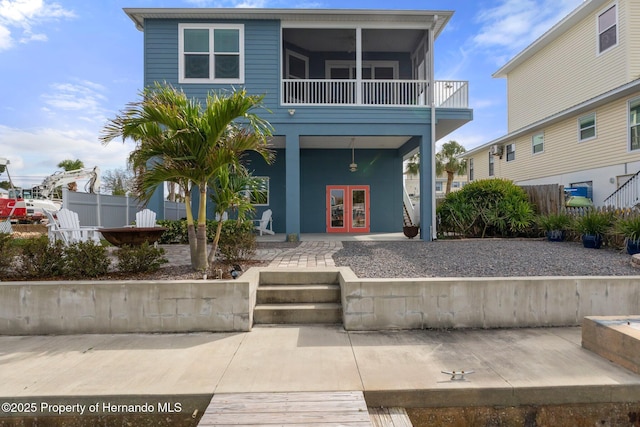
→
(461, 0, 640, 207)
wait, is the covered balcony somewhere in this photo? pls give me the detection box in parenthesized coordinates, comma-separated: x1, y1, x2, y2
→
(281, 27, 468, 109)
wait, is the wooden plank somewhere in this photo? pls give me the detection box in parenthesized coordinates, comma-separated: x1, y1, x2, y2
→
(369, 407, 413, 427)
(199, 391, 372, 426)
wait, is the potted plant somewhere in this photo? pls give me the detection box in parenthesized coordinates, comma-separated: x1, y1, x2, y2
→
(573, 210, 614, 249)
(615, 216, 640, 255)
(537, 212, 572, 242)
(403, 223, 420, 239)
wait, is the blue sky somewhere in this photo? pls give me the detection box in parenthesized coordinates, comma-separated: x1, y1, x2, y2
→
(0, 0, 584, 188)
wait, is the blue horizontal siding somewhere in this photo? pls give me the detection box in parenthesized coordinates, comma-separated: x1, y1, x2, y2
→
(245, 148, 402, 233)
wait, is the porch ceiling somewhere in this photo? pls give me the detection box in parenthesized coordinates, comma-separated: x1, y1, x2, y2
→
(268, 135, 411, 149)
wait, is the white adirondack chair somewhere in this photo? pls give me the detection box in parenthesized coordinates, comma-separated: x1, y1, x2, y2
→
(52, 208, 101, 245)
(253, 209, 274, 236)
(135, 208, 157, 227)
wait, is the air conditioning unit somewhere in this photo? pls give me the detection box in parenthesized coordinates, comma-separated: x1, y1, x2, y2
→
(489, 145, 503, 156)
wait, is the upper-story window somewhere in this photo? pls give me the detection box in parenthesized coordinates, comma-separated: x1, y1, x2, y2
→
(506, 143, 515, 162)
(179, 23, 244, 84)
(532, 132, 544, 154)
(597, 4, 617, 54)
(630, 97, 640, 151)
(488, 152, 494, 176)
(468, 158, 474, 181)
(579, 113, 596, 142)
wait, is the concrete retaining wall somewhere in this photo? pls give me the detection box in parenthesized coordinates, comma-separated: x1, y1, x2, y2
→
(341, 274, 640, 330)
(0, 269, 260, 335)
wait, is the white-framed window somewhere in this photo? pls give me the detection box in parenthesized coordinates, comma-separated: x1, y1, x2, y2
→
(452, 181, 460, 189)
(532, 132, 544, 154)
(435, 181, 443, 192)
(247, 177, 269, 206)
(178, 23, 244, 84)
(488, 152, 494, 176)
(597, 4, 617, 55)
(285, 49, 308, 79)
(468, 158, 474, 181)
(579, 113, 597, 142)
(506, 143, 515, 162)
(630, 97, 640, 151)
(325, 60, 399, 80)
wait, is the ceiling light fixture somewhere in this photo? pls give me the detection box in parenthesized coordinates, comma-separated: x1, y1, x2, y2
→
(349, 137, 358, 172)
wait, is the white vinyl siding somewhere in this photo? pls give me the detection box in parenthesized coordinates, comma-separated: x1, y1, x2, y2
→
(179, 23, 244, 84)
(532, 132, 544, 154)
(506, 1, 628, 132)
(579, 113, 597, 141)
(483, 97, 640, 184)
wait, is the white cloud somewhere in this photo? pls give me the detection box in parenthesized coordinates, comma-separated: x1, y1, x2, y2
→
(472, 0, 584, 65)
(0, 125, 134, 188)
(0, 0, 75, 51)
(41, 80, 109, 125)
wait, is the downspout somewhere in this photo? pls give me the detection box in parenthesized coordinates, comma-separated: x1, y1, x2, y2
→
(430, 15, 437, 240)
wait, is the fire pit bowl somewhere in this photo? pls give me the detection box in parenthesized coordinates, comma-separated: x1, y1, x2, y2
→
(99, 227, 167, 247)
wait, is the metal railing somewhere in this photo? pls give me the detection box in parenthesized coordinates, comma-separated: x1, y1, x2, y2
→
(282, 79, 468, 108)
(603, 170, 640, 208)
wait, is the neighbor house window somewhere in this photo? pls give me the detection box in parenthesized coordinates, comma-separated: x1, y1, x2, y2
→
(506, 144, 515, 162)
(435, 182, 443, 192)
(179, 23, 244, 83)
(452, 182, 460, 189)
(488, 152, 494, 176)
(579, 113, 596, 141)
(468, 158, 474, 181)
(630, 98, 640, 151)
(598, 4, 617, 54)
(532, 132, 544, 154)
(246, 177, 269, 206)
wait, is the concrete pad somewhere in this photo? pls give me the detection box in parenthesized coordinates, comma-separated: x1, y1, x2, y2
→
(0, 333, 245, 397)
(215, 325, 363, 393)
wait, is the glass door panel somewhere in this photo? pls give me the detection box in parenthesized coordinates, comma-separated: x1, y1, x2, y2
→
(327, 185, 369, 233)
(327, 187, 347, 232)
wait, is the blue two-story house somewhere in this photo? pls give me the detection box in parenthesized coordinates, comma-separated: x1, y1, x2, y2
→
(124, 8, 472, 240)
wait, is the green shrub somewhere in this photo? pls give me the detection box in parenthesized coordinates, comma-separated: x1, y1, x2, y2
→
(115, 243, 168, 273)
(537, 212, 573, 232)
(217, 220, 256, 263)
(17, 236, 66, 279)
(157, 219, 188, 244)
(615, 215, 640, 241)
(437, 179, 535, 238)
(0, 233, 17, 277)
(573, 210, 615, 237)
(63, 241, 111, 279)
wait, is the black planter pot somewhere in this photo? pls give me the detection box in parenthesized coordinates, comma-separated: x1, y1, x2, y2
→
(626, 239, 640, 255)
(582, 234, 603, 249)
(403, 226, 420, 239)
(546, 230, 565, 242)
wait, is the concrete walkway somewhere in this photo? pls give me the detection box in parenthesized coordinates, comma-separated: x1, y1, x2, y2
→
(0, 325, 638, 419)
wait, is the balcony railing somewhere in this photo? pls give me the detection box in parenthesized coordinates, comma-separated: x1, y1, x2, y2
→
(282, 80, 468, 108)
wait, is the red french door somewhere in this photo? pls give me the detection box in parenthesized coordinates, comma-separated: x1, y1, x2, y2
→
(326, 185, 370, 233)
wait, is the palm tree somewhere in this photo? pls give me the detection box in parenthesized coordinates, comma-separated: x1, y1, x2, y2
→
(57, 159, 85, 192)
(207, 165, 265, 265)
(101, 83, 273, 272)
(436, 140, 467, 194)
(403, 141, 467, 194)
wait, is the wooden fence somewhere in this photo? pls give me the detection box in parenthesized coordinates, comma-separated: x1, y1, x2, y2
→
(520, 184, 565, 215)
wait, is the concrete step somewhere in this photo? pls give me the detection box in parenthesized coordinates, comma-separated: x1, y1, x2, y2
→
(254, 303, 342, 324)
(257, 284, 341, 304)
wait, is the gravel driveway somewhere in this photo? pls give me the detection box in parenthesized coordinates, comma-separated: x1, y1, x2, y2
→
(333, 239, 640, 278)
